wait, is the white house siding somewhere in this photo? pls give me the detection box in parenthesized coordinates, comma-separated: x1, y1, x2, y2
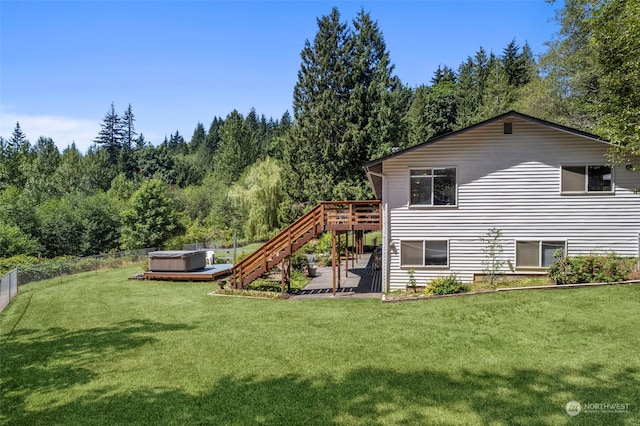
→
(381, 116, 640, 290)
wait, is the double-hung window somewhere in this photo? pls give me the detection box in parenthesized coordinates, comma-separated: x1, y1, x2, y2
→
(516, 241, 565, 268)
(410, 168, 456, 206)
(401, 240, 449, 267)
(561, 165, 612, 193)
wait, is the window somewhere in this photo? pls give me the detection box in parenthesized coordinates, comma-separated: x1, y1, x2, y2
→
(410, 168, 456, 206)
(516, 241, 565, 268)
(561, 165, 612, 193)
(401, 240, 449, 267)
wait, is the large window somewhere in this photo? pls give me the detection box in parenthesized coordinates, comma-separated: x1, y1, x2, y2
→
(410, 168, 456, 206)
(401, 240, 449, 267)
(561, 165, 612, 193)
(516, 241, 565, 268)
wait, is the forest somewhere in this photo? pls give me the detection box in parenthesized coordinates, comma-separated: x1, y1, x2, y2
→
(0, 1, 638, 266)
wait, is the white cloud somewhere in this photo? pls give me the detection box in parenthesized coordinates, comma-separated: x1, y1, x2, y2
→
(1, 112, 99, 154)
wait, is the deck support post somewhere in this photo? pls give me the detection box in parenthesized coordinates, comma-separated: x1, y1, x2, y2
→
(281, 258, 285, 294)
(351, 231, 355, 268)
(344, 233, 349, 278)
(331, 231, 337, 296)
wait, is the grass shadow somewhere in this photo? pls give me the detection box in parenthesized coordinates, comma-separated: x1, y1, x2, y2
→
(1, 319, 195, 423)
(3, 363, 638, 425)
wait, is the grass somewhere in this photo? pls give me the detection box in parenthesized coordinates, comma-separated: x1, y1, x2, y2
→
(1, 266, 639, 425)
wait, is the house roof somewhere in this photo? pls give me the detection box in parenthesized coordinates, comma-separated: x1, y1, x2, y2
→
(363, 110, 608, 170)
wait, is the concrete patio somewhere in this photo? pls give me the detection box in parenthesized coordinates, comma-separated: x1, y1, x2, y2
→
(290, 253, 381, 300)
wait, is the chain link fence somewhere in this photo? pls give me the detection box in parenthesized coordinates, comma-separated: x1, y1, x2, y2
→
(0, 248, 156, 312)
(0, 269, 18, 312)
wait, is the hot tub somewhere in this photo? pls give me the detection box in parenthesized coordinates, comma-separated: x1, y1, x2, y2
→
(148, 250, 206, 272)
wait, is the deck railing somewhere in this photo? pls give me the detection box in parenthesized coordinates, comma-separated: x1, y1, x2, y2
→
(229, 201, 381, 288)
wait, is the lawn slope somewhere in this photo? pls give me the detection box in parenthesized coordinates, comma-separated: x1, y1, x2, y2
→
(1, 266, 639, 425)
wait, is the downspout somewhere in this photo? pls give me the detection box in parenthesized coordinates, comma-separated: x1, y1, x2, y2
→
(367, 168, 390, 293)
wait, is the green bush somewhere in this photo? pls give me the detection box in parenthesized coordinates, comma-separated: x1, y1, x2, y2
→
(426, 274, 469, 295)
(548, 253, 635, 284)
(290, 253, 309, 272)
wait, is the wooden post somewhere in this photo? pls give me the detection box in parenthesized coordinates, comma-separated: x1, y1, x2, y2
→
(336, 232, 341, 289)
(281, 258, 285, 294)
(331, 231, 337, 296)
(344, 232, 349, 278)
(351, 231, 355, 268)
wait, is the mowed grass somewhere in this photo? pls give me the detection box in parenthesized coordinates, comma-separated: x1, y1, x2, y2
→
(1, 267, 639, 425)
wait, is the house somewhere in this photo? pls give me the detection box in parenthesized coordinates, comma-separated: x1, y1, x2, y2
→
(364, 111, 640, 291)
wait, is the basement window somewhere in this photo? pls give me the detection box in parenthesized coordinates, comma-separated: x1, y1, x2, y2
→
(516, 241, 565, 268)
(401, 240, 449, 267)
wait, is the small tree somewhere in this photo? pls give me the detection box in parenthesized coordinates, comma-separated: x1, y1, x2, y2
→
(480, 228, 505, 288)
(120, 179, 184, 249)
(407, 268, 417, 292)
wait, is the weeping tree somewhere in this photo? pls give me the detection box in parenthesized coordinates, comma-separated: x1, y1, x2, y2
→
(228, 157, 284, 241)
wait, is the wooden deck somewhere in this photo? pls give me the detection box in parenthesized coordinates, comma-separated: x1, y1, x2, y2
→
(142, 264, 233, 281)
(229, 201, 381, 289)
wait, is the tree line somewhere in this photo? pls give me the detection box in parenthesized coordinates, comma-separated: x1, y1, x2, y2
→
(1, 1, 638, 263)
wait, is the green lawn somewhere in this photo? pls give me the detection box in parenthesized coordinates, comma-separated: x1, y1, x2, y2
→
(1, 267, 639, 425)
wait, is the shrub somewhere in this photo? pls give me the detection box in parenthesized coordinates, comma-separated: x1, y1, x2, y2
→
(234, 251, 251, 264)
(426, 274, 469, 295)
(290, 253, 309, 272)
(548, 253, 635, 284)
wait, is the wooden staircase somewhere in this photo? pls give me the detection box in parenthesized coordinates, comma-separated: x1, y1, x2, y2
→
(228, 201, 381, 289)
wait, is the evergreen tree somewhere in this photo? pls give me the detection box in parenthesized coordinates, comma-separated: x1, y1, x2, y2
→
(4, 122, 31, 188)
(213, 110, 262, 185)
(168, 130, 188, 155)
(95, 102, 124, 167)
(287, 7, 401, 205)
(431, 65, 457, 85)
(456, 56, 478, 127)
(288, 7, 350, 205)
(8, 121, 28, 152)
(478, 54, 514, 119)
(343, 9, 400, 194)
(120, 103, 137, 177)
(502, 39, 521, 87)
(122, 103, 137, 150)
(189, 122, 207, 153)
(407, 82, 458, 146)
(135, 144, 176, 184)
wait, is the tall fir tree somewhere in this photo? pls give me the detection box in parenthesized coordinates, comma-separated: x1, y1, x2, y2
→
(287, 7, 401, 206)
(189, 122, 207, 153)
(120, 103, 137, 177)
(213, 110, 262, 185)
(5, 122, 31, 188)
(95, 102, 124, 167)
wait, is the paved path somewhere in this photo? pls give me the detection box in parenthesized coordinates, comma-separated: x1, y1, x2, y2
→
(290, 253, 381, 300)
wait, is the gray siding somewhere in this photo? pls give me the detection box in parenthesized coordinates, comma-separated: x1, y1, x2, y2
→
(381, 116, 640, 290)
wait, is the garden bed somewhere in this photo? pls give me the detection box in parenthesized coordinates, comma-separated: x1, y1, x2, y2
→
(383, 279, 640, 303)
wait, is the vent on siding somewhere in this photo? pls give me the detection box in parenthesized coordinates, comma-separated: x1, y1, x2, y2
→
(504, 122, 513, 134)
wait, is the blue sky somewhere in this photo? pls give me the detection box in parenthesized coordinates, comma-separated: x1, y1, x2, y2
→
(1, 1, 560, 153)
